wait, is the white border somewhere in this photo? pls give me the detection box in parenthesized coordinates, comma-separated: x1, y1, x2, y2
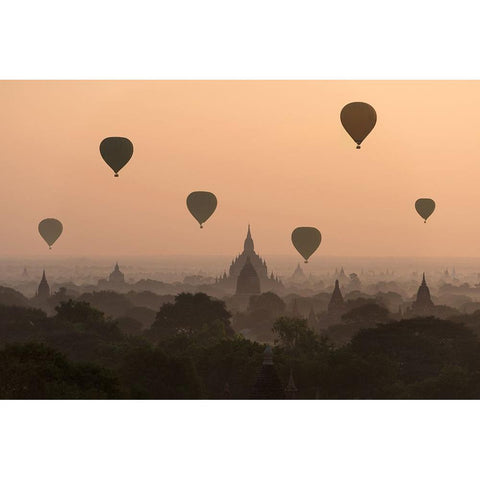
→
(1, 1, 479, 479)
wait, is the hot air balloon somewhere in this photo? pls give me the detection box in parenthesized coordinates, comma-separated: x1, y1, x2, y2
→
(340, 102, 377, 149)
(415, 198, 436, 223)
(291, 227, 322, 263)
(38, 218, 63, 249)
(99, 137, 133, 177)
(186, 191, 217, 228)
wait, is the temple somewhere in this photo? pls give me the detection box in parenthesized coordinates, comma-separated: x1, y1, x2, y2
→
(98, 262, 127, 289)
(250, 346, 285, 399)
(328, 279, 345, 315)
(36, 270, 50, 299)
(216, 225, 282, 292)
(236, 257, 261, 295)
(290, 263, 306, 283)
(410, 273, 434, 315)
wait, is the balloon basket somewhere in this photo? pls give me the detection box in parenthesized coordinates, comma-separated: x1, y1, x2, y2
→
(356, 145, 361, 149)
(114, 173, 119, 177)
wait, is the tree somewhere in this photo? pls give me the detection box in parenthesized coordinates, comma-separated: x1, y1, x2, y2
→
(78, 291, 134, 319)
(233, 292, 286, 342)
(54, 300, 121, 338)
(117, 344, 203, 399)
(148, 292, 233, 341)
(342, 303, 390, 326)
(272, 317, 316, 350)
(0, 286, 29, 307)
(350, 317, 480, 387)
(0, 343, 120, 399)
(0, 304, 46, 346)
(115, 316, 143, 336)
(248, 292, 286, 317)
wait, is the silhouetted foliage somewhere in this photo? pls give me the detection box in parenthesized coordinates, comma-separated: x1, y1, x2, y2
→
(117, 344, 203, 399)
(0, 304, 47, 346)
(115, 316, 143, 336)
(0, 343, 119, 399)
(3, 296, 480, 399)
(148, 292, 233, 341)
(234, 292, 286, 342)
(78, 291, 134, 319)
(0, 286, 29, 307)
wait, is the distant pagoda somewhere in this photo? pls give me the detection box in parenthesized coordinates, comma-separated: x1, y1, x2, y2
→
(410, 273, 434, 315)
(290, 263, 306, 283)
(98, 262, 127, 290)
(36, 270, 50, 299)
(328, 279, 345, 315)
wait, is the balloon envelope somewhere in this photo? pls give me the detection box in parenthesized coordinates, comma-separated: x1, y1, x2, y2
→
(415, 198, 436, 223)
(340, 102, 377, 148)
(100, 137, 133, 177)
(186, 191, 217, 228)
(291, 227, 322, 263)
(38, 218, 63, 249)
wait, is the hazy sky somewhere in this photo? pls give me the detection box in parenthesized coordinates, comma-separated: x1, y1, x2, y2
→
(1, 81, 480, 258)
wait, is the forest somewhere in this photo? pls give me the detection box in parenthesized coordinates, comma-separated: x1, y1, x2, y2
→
(2, 290, 480, 399)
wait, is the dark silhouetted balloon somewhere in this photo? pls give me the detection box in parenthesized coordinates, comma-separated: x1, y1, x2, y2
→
(99, 137, 133, 177)
(186, 191, 217, 228)
(340, 102, 377, 149)
(291, 227, 322, 263)
(415, 198, 436, 223)
(38, 218, 63, 249)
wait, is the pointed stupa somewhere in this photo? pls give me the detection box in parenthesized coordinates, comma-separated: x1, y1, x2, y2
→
(285, 369, 298, 399)
(109, 262, 125, 284)
(291, 263, 306, 283)
(412, 273, 434, 312)
(250, 346, 284, 399)
(244, 224, 254, 253)
(328, 279, 344, 314)
(37, 270, 50, 299)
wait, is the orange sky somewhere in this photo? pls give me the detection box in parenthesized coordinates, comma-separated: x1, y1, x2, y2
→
(1, 80, 480, 258)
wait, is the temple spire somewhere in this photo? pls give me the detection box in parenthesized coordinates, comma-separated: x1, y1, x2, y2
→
(412, 273, 434, 313)
(285, 369, 298, 399)
(37, 269, 50, 299)
(328, 279, 345, 314)
(243, 224, 254, 253)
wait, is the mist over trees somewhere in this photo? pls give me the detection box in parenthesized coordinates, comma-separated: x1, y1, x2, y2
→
(3, 282, 480, 398)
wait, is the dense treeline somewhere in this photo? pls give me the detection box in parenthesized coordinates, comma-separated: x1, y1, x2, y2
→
(2, 292, 480, 399)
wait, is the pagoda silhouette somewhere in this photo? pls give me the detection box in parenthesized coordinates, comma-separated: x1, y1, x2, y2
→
(216, 225, 282, 292)
(409, 273, 435, 316)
